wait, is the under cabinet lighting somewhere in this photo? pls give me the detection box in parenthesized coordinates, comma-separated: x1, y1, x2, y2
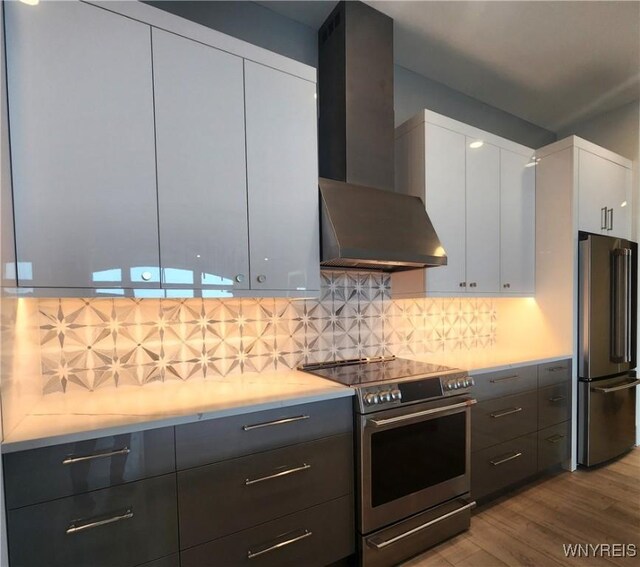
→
(19, 0, 40, 5)
(469, 140, 484, 149)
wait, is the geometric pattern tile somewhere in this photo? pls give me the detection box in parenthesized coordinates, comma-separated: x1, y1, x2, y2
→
(37, 271, 497, 393)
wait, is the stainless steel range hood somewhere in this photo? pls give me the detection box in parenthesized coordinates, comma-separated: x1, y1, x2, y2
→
(317, 1, 446, 272)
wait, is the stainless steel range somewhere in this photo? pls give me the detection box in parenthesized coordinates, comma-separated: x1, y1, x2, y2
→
(301, 356, 477, 567)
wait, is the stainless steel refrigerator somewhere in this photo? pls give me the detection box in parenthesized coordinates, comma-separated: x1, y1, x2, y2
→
(578, 232, 639, 466)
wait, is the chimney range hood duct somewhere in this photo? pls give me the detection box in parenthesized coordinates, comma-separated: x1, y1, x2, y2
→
(317, 1, 447, 272)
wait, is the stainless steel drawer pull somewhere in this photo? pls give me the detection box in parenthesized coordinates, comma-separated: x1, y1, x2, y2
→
(62, 447, 130, 465)
(490, 407, 523, 419)
(546, 434, 566, 444)
(592, 379, 640, 394)
(490, 374, 519, 383)
(368, 501, 476, 549)
(548, 396, 566, 403)
(370, 399, 476, 427)
(245, 463, 311, 486)
(66, 508, 134, 534)
(546, 366, 567, 373)
(242, 415, 310, 431)
(490, 452, 523, 466)
(247, 529, 312, 559)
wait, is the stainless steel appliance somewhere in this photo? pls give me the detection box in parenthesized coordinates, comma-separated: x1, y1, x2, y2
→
(301, 356, 476, 567)
(578, 232, 639, 466)
(317, 2, 447, 272)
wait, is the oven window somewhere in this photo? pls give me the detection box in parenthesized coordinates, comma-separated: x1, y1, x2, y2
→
(371, 412, 466, 507)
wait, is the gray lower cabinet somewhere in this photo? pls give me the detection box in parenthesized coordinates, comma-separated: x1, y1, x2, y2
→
(181, 496, 354, 567)
(136, 555, 180, 567)
(471, 360, 572, 501)
(3, 427, 175, 509)
(175, 397, 352, 470)
(7, 474, 178, 567)
(6, 0, 161, 289)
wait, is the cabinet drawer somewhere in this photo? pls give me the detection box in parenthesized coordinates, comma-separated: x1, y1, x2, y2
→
(472, 365, 537, 401)
(538, 421, 570, 471)
(178, 433, 353, 548)
(538, 360, 571, 387)
(180, 496, 354, 567)
(472, 391, 537, 451)
(175, 397, 352, 470)
(3, 427, 175, 509)
(471, 433, 537, 500)
(538, 383, 571, 429)
(8, 474, 178, 567)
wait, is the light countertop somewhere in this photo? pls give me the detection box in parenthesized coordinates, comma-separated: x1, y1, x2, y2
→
(1, 370, 353, 453)
(407, 349, 572, 375)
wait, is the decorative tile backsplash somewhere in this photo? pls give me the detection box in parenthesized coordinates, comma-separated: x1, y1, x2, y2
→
(37, 272, 496, 394)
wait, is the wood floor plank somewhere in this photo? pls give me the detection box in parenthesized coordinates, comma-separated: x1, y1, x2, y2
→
(401, 448, 639, 567)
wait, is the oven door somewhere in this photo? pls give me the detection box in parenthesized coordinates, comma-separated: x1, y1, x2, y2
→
(358, 396, 475, 534)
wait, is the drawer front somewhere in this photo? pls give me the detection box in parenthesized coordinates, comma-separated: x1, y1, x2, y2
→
(8, 474, 178, 567)
(180, 496, 354, 567)
(471, 433, 537, 500)
(472, 365, 537, 401)
(178, 433, 353, 548)
(4, 427, 175, 509)
(136, 554, 180, 567)
(472, 390, 537, 451)
(538, 383, 571, 429)
(538, 421, 570, 471)
(538, 360, 571, 387)
(175, 397, 352, 470)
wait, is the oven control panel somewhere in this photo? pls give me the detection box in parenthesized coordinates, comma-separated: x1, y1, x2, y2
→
(357, 373, 474, 413)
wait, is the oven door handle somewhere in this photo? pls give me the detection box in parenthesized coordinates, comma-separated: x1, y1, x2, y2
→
(368, 399, 476, 427)
(367, 500, 476, 549)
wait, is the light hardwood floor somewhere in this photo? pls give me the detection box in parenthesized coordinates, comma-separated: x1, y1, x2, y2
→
(402, 448, 640, 567)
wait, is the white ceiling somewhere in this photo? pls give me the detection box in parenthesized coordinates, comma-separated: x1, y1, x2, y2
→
(257, 1, 640, 132)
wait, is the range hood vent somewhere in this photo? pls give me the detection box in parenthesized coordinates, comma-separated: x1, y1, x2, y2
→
(317, 1, 447, 272)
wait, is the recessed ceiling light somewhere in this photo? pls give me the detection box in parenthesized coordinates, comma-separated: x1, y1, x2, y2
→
(621, 201, 627, 208)
(469, 140, 484, 149)
(19, 0, 39, 5)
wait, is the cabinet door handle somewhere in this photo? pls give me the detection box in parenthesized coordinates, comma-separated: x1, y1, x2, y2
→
(247, 529, 312, 559)
(62, 447, 130, 465)
(548, 396, 566, 403)
(490, 407, 523, 419)
(601, 206, 607, 230)
(546, 434, 566, 444)
(66, 508, 134, 534)
(242, 415, 309, 431)
(546, 366, 566, 373)
(490, 374, 519, 383)
(245, 463, 311, 486)
(490, 452, 522, 466)
(608, 208, 613, 231)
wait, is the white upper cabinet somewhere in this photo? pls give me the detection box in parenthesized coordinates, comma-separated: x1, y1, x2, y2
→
(393, 110, 535, 297)
(578, 149, 632, 240)
(244, 61, 320, 293)
(6, 0, 160, 289)
(152, 29, 250, 292)
(500, 149, 536, 294)
(466, 140, 500, 293)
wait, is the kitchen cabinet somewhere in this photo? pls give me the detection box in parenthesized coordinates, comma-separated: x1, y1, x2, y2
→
(244, 61, 320, 292)
(393, 110, 535, 297)
(500, 149, 536, 294)
(152, 28, 250, 291)
(5, 0, 320, 297)
(578, 148, 631, 239)
(6, 0, 160, 289)
(470, 359, 571, 502)
(466, 139, 500, 293)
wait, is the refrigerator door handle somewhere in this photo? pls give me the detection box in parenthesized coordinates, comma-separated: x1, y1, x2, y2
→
(611, 248, 632, 363)
(591, 378, 640, 394)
